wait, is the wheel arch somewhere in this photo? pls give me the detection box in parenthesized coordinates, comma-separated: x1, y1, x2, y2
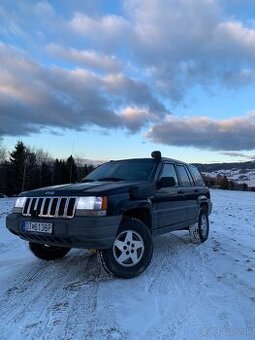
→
(121, 207, 152, 231)
(200, 202, 209, 213)
(198, 195, 210, 213)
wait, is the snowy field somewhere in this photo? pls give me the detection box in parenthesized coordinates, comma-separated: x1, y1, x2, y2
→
(0, 190, 255, 340)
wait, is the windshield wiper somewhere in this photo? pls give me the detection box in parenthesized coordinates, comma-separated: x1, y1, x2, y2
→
(97, 177, 124, 182)
(81, 179, 95, 182)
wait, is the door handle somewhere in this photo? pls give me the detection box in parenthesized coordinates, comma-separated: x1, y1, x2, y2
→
(178, 190, 184, 194)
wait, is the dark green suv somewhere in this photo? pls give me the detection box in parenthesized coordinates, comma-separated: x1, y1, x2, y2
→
(6, 151, 212, 278)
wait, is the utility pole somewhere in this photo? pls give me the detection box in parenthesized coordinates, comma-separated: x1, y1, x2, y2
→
(22, 155, 27, 192)
(69, 139, 75, 183)
(69, 157, 73, 183)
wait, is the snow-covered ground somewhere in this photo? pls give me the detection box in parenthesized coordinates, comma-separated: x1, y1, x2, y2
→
(0, 190, 255, 339)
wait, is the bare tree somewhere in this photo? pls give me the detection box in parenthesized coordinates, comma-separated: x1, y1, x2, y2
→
(29, 147, 53, 187)
(0, 135, 6, 163)
(29, 147, 52, 164)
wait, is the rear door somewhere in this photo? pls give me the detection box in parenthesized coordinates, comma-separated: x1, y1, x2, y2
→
(175, 164, 198, 222)
(154, 162, 187, 229)
(187, 165, 207, 219)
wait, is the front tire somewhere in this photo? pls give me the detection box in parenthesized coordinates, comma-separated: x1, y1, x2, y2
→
(29, 242, 71, 261)
(98, 218, 153, 279)
(189, 208, 209, 244)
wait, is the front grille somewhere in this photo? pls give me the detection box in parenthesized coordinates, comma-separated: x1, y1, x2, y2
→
(22, 197, 77, 219)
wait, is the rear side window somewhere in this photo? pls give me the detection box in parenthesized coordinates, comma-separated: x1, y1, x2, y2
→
(159, 163, 178, 186)
(176, 164, 192, 186)
(188, 166, 205, 186)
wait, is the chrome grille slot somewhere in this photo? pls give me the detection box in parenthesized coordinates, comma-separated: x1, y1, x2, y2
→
(23, 198, 31, 215)
(43, 198, 51, 215)
(49, 198, 58, 216)
(30, 198, 37, 212)
(67, 198, 76, 217)
(58, 198, 67, 217)
(22, 196, 77, 218)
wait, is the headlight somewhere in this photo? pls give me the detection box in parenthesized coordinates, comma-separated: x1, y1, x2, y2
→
(76, 196, 107, 216)
(13, 197, 27, 213)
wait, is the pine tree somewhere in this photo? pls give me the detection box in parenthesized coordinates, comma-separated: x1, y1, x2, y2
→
(66, 155, 77, 183)
(0, 135, 6, 163)
(8, 141, 27, 194)
(52, 159, 62, 185)
(83, 164, 95, 178)
(40, 162, 53, 187)
(24, 151, 39, 190)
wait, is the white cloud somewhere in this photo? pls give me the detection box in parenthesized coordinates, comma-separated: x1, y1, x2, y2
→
(4, 1, 255, 100)
(46, 43, 122, 72)
(34, 1, 55, 17)
(146, 112, 255, 151)
(217, 21, 255, 52)
(69, 12, 131, 47)
(0, 43, 164, 135)
(2, 0, 255, 153)
(123, 0, 255, 99)
(120, 107, 151, 132)
(220, 152, 255, 160)
(103, 73, 167, 114)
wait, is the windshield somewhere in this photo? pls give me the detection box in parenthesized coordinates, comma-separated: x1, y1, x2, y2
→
(82, 160, 155, 182)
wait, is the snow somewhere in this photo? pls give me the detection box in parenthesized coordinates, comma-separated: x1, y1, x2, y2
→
(0, 190, 255, 339)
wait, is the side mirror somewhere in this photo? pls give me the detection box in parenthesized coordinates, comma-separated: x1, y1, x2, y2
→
(158, 176, 176, 188)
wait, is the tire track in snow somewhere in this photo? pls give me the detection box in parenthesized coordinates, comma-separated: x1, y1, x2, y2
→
(0, 251, 92, 339)
(18, 252, 97, 340)
(0, 261, 56, 321)
(61, 254, 123, 339)
(142, 232, 209, 339)
(0, 246, 123, 340)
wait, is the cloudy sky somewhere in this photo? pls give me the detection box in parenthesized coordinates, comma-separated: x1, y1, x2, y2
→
(1, 0, 255, 162)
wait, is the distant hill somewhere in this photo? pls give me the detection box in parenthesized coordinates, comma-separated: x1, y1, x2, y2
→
(193, 161, 255, 188)
(193, 160, 255, 172)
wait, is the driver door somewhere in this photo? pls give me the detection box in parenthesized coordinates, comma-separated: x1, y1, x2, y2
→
(153, 162, 187, 231)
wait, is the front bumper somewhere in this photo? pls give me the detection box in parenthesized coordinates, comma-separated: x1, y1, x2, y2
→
(6, 213, 122, 249)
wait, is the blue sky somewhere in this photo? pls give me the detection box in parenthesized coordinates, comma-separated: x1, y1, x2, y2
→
(1, 0, 255, 163)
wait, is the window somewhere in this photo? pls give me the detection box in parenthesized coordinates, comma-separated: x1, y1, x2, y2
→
(176, 164, 192, 186)
(83, 159, 155, 181)
(188, 166, 205, 186)
(159, 163, 178, 186)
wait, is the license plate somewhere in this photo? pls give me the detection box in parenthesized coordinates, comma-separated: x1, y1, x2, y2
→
(22, 221, 53, 234)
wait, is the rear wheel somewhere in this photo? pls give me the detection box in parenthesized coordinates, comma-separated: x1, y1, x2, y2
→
(98, 218, 153, 278)
(189, 208, 209, 243)
(29, 242, 71, 261)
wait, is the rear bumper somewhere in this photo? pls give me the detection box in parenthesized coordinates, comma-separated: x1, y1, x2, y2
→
(6, 213, 122, 249)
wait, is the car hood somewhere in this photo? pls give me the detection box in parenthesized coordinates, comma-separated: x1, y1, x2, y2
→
(20, 181, 149, 197)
